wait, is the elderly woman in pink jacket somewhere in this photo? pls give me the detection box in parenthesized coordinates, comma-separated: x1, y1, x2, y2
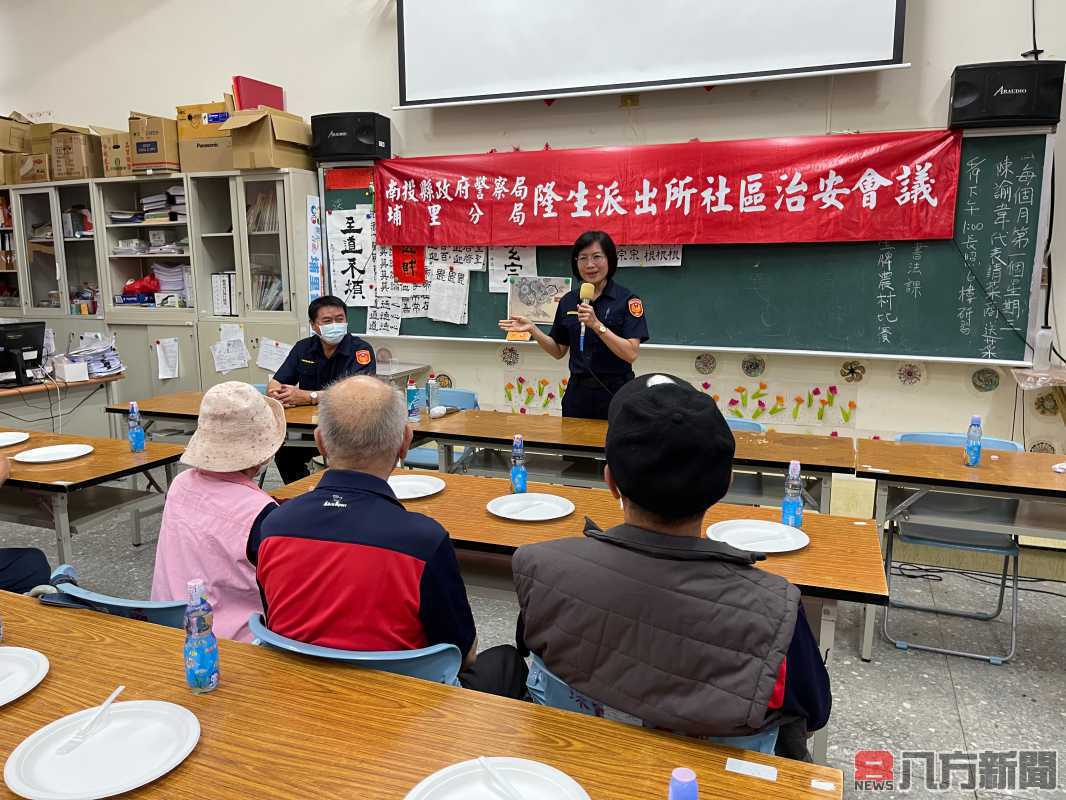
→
(151, 381, 286, 642)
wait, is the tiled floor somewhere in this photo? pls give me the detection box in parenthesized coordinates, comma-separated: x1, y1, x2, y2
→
(2, 465, 1065, 799)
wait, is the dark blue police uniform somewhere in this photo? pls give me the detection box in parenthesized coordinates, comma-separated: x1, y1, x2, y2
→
(549, 280, 649, 419)
(273, 332, 376, 484)
(272, 332, 377, 390)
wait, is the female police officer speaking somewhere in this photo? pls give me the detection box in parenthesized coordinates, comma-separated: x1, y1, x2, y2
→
(499, 231, 649, 420)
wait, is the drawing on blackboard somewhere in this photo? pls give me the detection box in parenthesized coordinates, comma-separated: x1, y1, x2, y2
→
(508, 276, 571, 324)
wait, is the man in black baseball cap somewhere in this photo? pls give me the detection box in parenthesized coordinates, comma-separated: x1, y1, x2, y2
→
(512, 374, 830, 759)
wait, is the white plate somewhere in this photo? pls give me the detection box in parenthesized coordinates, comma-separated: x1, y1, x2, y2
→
(4, 700, 200, 800)
(486, 493, 575, 522)
(389, 474, 446, 500)
(0, 432, 30, 448)
(707, 519, 810, 553)
(0, 648, 49, 707)
(405, 757, 590, 800)
(13, 444, 94, 464)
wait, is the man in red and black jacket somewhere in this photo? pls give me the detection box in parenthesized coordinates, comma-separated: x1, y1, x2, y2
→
(249, 375, 526, 698)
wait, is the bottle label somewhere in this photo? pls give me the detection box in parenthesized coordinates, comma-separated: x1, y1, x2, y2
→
(511, 465, 527, 494)
(781, 497, 803, 528)
(965, 441, 981, 467)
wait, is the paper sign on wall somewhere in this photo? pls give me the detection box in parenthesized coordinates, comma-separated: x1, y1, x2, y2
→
(307, 195, 323, 301)
(326, 207, 375, 307)
(429, 266, 470, 325)
(211, 338, 249, 374)
(366, 295, 403, 336)
(616, 245, 683, 268)
(488, 246, 537, 293)
(257, 338, 293, 373)
(155, 338, 180, 380)
(426, 246, 486, 272)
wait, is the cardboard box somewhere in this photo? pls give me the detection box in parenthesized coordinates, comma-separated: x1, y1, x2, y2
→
(219, 107, 312, 170)
(129, 112, 180, 172)
(16, 153, 50, 183)
(0, 153, 20, 185)
(95, 127, 132, 177)
(178, 137, 232, 172)
(0, 114, 30, 153)
(176, 95, 235, 141)
(50, 131, 104, 180)
(30, 123, 90, 155)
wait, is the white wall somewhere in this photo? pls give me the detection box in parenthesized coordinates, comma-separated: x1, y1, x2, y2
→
(2, 0, 1065, 447)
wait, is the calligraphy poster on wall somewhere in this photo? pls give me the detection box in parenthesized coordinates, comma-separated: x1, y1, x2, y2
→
(326, 207, 375, 306)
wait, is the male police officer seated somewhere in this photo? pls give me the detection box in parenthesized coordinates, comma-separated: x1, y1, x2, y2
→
(269, 295, 375, 483)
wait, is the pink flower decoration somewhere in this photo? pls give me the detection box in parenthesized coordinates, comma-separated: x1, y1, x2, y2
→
(830, 431, 839, 437)
(702, 382, 711, 390)
(728, 398, 739, 407)
(757, 399, 766, 409)
(547, 392, 555, 400)
(519, 407, 527, 414)
(872, 435, 881, 440)
(828, 385, 838, 395)
(517, 376, 526, 384)
(812, 387, 822, 396)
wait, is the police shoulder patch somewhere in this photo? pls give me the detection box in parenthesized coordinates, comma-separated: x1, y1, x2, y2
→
(355, 349, 372, 365)
(628, 298, 644, 318)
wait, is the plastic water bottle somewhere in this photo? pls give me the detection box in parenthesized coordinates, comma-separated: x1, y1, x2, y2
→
(965, 414, 983, 467)
(668, 767, 698, 800)
(183, 579, 220, 694)
(426, 373, 439, 410)
(510, 434, 527, 494)
(127, 401, 145, 453)
(406, 377, 421, 422)
(781, 459, 803, 528)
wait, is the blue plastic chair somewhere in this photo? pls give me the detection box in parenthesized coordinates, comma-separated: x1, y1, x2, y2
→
(404, 388, 479, 470)
(526, 654, 779, 754)
(883, 432, 1023, 664)
(726, 418, 766, 433)
(36, 565, 186, 628)
(247, 614, 462, 685)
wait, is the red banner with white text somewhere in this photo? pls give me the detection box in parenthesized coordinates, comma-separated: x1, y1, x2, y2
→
(373, 130, 961, 246)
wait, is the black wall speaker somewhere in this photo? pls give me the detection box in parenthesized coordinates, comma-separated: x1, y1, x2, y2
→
(311, 112, 391, 161)
(949, 60, 1064, 128)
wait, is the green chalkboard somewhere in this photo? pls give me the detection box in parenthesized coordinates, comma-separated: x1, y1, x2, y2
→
(325, 134, 1047, 362)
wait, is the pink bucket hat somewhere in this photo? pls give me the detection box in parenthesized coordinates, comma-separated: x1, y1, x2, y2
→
(181, 382, 287, 472)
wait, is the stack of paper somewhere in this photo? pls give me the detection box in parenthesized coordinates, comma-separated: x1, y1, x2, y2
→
(152, 263, 190, 297)
(113, 238, 147, 255)
(108, 209, 143, 224)
(66, 337, 125, 377)
(169, 184, 187, 222)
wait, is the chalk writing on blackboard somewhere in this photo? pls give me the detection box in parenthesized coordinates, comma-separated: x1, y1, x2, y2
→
(876, 242, 897, 344)
(957, 154, 983, 338)
(906, 242, 926, 300)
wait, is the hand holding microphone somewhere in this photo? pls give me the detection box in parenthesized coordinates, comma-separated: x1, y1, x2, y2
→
(578, 282, 595, 353)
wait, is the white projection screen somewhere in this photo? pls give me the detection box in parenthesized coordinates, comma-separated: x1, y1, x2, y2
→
(397, 0, 907, 108)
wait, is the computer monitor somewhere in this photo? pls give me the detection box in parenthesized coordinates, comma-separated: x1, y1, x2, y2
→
(0, 321, 46, 386)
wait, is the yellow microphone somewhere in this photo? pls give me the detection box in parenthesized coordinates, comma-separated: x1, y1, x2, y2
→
(579, 282, 595, 352)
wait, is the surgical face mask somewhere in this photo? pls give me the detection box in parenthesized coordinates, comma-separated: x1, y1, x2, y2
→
(317, 322, 347, 344)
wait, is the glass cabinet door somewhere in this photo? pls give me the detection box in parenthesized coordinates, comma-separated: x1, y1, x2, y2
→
(238, 177, 290, 314)
(17, 189, 65, 313)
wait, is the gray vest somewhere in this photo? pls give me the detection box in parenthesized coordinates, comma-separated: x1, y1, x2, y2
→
(513, 521, 800, 738)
